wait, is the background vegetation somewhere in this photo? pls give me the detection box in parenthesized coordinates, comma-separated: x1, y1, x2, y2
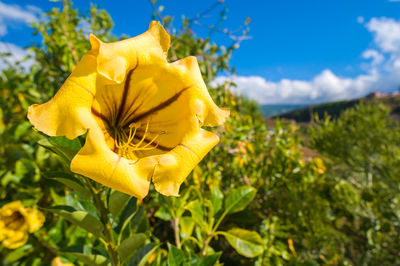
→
(1, 0, 400, 265)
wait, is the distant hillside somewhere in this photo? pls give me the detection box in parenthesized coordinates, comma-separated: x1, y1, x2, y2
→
(272, 93, 400, 122)
(261, 104, 306, 118)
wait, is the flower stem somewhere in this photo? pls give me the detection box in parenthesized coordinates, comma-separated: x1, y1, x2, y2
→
(200, 234, 212, 257)
(172, 217, 181, 249)
(87, 181, 120, 266)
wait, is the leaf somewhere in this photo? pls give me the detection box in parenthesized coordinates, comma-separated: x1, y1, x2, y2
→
(180, 217, 195, 238)
(45, 172, 91, 199)
(167, 243, 185, 266)
(224, 186, 256, 214)
(38, 136, 81, 162)
(15, 121, 32, 139)
(115, 197, 137, 234)
(154, 205, 173, 221)
(199, 252, 221, 266)
(117, 234, 147, 262)
(45, 206, 103, 237)
(61, 246, 109, 265)
(211, 186, 223, 214)
(109, 190, 131, 218)
(4, 244, 33, 263)
(129, 244, 159, 266)
(63, 251, 109, 266)
(48, 135, 82, 151)
(186, 200, 206, 228)
(221, 228, 264, 258)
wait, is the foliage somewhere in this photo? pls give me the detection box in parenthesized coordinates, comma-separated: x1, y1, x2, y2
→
(1, 0, 400, 265)
(310, 102, 400, 264)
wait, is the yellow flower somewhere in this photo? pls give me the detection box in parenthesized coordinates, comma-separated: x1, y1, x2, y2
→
(0, 201, 45, 249)
(28, 21, 229, 199)
(314, 157, 326, 174)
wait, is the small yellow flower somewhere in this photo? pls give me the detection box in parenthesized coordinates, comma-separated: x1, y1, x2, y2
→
(28, 21, 229, 199)
(0, 201, 45, 249)
(314, 157, 326, 174)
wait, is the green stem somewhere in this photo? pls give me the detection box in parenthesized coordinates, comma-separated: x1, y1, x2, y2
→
(201, 210, 230, 257)
(212, 210, 228, 233)
(87, 181, 120, 266)
(200, 233, 213, 257)
(172, 217, 181, 249)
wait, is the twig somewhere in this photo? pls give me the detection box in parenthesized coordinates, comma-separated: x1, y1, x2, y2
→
(61, 0, 79, 65)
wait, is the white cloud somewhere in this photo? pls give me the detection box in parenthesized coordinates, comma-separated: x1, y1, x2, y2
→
(366, 17, 400, 53)
(362, 49, 384, 65)
(212, 17, 400, 104)
(0, 1, 41, 37)
(0, 42, 33, 71)
(212, 70, 380, 104)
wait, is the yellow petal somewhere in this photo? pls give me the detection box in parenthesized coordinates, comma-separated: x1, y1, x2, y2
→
(2, 230, 28, 249)
(91, 21, 170, 84)
(25, 208, 45, 233)
(0, 221, 5, 242)
(70, 124, 153, 199)
(169, 56, 230, 126)
(152, 129, 219, 196)
(0, 200, 23, 215)
(27, 53, 97, 139)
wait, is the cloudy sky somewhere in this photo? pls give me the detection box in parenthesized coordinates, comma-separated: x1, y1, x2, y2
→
(1, 0, 400, 104)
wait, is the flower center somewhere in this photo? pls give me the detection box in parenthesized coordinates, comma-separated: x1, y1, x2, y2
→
(4, 211, 25, 230)
(109, 120, 164, 160)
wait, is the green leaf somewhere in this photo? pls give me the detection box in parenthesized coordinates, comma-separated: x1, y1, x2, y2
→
(115, 197, 137, 234)
(109, 190, 131, 218)
(15, 121, 32, 139)
(186, 200, 207, 229)
(129, 244, 159, 266)
(63, 252, 109, 266)
(38, 136, 81, 162)
(45, 172, 91, 199)
(180, 217, 195, 238)
(48, 135, 82, 151)
(117, 233, 147, 262)
(167, 243, 185, 266)
(4, 244, 34, 263)
(45, 206, 104, 237)
(221, 228, 264, 258)
(154, 205, 173, 221)
(224, 186, 256, 214)
(199, 252, 221, 266)
(211, 186, 223, 214)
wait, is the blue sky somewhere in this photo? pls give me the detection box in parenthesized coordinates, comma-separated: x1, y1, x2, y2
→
(1, 0, 400, 104)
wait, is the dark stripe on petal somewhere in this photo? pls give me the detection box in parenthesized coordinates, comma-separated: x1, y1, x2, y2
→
(91, 107, 109, 124)
(115, 54, 139, 125)
(126, 86, 191, 125)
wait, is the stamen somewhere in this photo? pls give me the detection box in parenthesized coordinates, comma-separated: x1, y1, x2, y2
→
(133, 120, 150, 148)
(112, 119, 164, 159)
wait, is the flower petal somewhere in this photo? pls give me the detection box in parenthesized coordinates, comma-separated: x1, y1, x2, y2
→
(169, 56, 230, 126)
(2, 230, 28, 249)
(151, 129, 219, 196)
(70, 123, 154, 199)
(91, 21, 170, 84)
(25, 208, 45, 233)
(27, 53, 98, 139)
(0, 200, 23, 215)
